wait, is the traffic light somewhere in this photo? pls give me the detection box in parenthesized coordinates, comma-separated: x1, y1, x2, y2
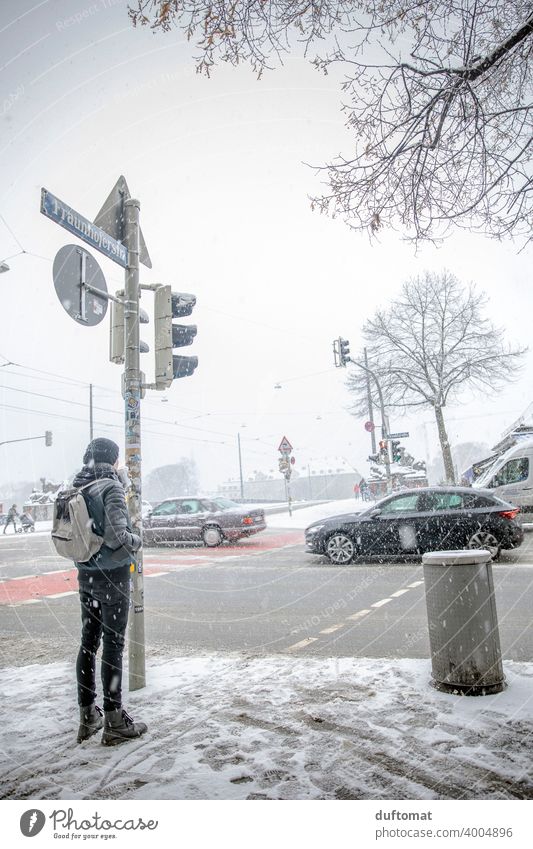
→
(154, 285, 198, 389)
(339, 337, 351, 367)
(109, 297, 149, 364)
(45, 431, 52, 446)
(392, 440, 402, 463)
(109, 298, 124, 364)
(379, 439, 388, 461)
(333, 338, 339, 368)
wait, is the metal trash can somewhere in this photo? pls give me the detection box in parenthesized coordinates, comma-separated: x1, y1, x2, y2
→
(422, 549, 505, 695)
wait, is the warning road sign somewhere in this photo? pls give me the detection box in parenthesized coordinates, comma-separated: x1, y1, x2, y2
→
(278, 436, 293, 454)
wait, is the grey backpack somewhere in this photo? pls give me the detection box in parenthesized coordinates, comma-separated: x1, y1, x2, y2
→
(52, 482, 103, 562)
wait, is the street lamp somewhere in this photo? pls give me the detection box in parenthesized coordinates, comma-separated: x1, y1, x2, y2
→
(0, 262, 10, 273)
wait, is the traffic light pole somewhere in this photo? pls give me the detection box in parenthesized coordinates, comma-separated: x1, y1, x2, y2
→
(0, 434, 52, 447)
(364, 348, 377, 454)
(351, 358, 392, 493)
(123, 197, 146, 691)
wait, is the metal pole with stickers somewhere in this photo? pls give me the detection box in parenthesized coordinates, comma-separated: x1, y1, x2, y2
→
(41, 177, 199, 692)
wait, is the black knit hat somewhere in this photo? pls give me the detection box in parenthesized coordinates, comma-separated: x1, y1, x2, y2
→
(83, 438, 119, 467)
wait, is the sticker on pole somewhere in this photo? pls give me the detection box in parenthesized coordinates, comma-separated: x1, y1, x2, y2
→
(278, 436, 293, 454)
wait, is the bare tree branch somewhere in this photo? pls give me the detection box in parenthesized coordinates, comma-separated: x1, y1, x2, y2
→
(128, 2, 533, 245)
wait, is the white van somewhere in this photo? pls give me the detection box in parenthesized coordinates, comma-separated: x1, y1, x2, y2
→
(473, 439, 533, 519)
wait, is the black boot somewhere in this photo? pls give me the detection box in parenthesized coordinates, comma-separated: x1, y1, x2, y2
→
(101, 708, 147, 746)
(77, 704, 104, 743)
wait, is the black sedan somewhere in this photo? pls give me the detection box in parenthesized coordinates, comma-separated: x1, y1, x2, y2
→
(305, 487, 523, 565)
(143, 496, 266, 546)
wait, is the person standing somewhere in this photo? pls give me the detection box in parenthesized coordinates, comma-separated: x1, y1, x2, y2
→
(3, 504, 19, 534)
(72, 438, 147, 746)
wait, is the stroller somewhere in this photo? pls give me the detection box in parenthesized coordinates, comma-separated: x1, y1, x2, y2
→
(19, 512, 35, 533)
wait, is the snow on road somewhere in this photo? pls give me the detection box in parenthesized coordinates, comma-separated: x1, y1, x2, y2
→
(1, 654, 532, 800)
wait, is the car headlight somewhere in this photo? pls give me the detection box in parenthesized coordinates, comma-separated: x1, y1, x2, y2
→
(306, 524, 325, 535)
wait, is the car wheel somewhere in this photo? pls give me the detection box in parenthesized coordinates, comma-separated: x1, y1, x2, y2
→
(325, 533, 355, 565)
(202, 526, 223, 547)
(466, 530, 501, 560)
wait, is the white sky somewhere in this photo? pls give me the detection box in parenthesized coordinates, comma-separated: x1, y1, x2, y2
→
(0, 0, 531, 492)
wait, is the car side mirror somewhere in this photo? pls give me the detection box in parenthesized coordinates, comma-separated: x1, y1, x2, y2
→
(368, 507, 381, 518)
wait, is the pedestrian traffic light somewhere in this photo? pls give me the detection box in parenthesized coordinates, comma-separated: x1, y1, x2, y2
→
(45, 431, 52, 446)
(154, 285, 198, 389)
(392, 440, 402, 462)
(339, 337, 351, 367)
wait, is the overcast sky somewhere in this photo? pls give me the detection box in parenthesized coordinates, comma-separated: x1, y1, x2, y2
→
(0, 0, 531, 494)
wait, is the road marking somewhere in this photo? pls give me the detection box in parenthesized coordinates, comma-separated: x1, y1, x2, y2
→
(144, 571, 169, 578)
(11, 574, 37, 581)
(407, 580, 424, 588)
(12, 598, 41, 606)
(346, 609, 371, 620)
(45, 591, 76, 599)
(319, 623, 345, 634)
(286, 637, 319, 651)
(371, 598, 392, 608)
(391, 589, 410, 597)
(43, 569, 71, 575)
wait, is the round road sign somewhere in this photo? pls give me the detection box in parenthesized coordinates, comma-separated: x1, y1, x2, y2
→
(53, 244, 108, 326)
(364, 421, 375, 432)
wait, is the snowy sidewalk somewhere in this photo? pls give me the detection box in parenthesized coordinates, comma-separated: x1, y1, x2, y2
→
(1, 655, 532, 801)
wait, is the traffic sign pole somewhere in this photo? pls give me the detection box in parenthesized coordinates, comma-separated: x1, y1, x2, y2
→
(278, 436, 293, 516)
(123, 197, 145, 692)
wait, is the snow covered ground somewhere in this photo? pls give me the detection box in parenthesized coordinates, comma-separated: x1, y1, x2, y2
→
(1, 654, 532, 800)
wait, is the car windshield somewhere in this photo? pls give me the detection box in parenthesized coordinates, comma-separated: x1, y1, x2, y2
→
(475, 462, 500, 488)
(213, 498, 240, 509)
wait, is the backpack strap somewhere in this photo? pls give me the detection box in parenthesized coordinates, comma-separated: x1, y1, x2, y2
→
(76, 481, 101, 493)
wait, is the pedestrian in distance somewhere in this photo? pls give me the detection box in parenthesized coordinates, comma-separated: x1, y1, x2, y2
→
(3, 504, 19, 534)
(65, 438, 147, 746)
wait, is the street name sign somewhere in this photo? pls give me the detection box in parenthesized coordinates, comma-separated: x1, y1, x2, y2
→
(386, 431, 410, 439)
(53, 244, 108, 326)
(41, 188, 128, 268)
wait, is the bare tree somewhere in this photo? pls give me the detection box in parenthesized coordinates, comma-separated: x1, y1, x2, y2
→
(128, 1, 533, 244)
(346, 271, 526, 482)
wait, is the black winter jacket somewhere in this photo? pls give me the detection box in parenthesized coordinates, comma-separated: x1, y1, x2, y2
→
(72, 463, 141, 579)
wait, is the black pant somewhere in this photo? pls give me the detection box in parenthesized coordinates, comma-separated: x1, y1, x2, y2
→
(3, 518, 17, 534)
(77, 576, 130, 712)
